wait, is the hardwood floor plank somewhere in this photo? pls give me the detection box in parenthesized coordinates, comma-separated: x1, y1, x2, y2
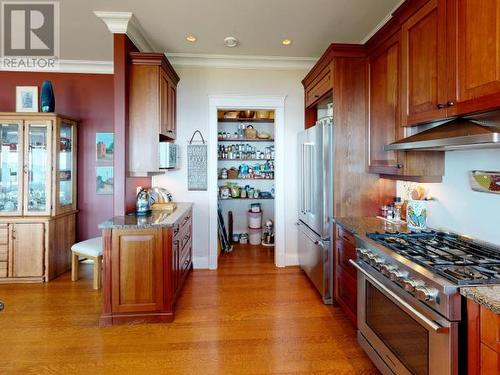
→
(0, 244, 378, 374)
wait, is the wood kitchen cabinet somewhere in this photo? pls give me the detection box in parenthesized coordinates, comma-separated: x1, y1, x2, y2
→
(467, 299, 500, 375)
(401, 0, 448, 126)
(334, 225, 357, 327)
(100, 207, 192, 326)
(400, 0, 500, 126)
(10, 223, 45, 278)
(368, 32, 445, 181)
(0, 113, 78, 283)
(129, 52, 179, 176)
(450, 0, 500, 115)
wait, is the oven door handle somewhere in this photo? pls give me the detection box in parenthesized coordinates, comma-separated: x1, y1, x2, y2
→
(349, 259, 449, 334)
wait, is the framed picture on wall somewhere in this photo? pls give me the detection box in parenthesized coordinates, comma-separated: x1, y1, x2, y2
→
(16, 86, 38, 112)
(96, 166, 113, 195)
(96, 132, 114, 161)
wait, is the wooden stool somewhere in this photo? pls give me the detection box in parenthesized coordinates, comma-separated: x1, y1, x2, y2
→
(71, 237, 103, 290)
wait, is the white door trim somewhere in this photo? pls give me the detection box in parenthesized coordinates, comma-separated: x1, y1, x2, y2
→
(208, 95, 287, 269)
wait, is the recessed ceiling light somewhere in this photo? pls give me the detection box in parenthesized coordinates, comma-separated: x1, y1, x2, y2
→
(186, 34, 197, 43)
(224, 36, 239, 48)
(282, 39, 292, 46)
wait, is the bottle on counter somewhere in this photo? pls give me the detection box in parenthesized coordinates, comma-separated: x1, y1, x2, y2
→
(393, 197, 402, 222)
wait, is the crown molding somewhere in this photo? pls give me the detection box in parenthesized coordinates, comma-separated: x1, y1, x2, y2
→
(165, 53, 317, 70)
(359, 0, 406, 44)
(0, 59, 113, 74)
(94, 11, 155, 52)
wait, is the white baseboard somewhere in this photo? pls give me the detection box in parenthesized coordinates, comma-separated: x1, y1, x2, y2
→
(193, 256, 209, 269)
(285, 252, 299, 266)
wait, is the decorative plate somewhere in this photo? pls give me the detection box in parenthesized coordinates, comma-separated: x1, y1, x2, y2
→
(470, 170, 500, 194)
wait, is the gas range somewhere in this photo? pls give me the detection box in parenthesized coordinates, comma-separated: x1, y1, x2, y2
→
(367, 231, 500, 285)
(354, 230, 500, 322)
(352, 229, 500, 375)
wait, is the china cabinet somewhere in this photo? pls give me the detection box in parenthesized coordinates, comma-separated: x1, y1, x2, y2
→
(0, 113, 78, 283)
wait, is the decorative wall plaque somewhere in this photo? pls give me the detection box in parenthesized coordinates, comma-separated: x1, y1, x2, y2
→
(187, 130, 207, 191)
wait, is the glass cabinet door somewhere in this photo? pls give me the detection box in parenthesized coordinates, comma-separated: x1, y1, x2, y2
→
(24, 122, 51, 215)
(56, 120, 76, 212)
(0, 122, 23, 215)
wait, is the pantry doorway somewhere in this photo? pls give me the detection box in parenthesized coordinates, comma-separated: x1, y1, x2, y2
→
(208, 95, 286, 270)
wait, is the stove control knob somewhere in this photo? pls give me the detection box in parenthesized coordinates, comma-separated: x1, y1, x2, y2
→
(381, 264, 397, 277)
(389, 269, 408, 282)
(403, 278, 424, 293)
(415, 286, 438, 302)
(362, 252, 374, 263)
(369, 256, 384, 268)
(357, 248, 369, 259)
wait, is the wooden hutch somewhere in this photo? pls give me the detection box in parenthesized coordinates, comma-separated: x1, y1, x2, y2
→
(0, 113, 78, 283)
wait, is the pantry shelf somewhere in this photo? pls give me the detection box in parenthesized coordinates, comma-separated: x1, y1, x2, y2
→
(218, 178, 274, 181)
(218, 138, 274, 142)
(218, 118, 274, 123)
(218, 197, 275, 201)
(218, 158, 274, 161)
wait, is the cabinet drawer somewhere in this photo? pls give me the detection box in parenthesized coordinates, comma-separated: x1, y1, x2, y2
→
(0, 262, 7, 277)
(481, 343, 499, 375)
(336, 267, 357, 324)
(336, 225, 355, 246)
(305, 67, 331, 108)
(481, 306, 500, 353)
(179, 241, 192, 278)
(336, 239, 357, 278)
(179, 212, 192, 231)
(0, 244, 7, 262)
(0, 224, 8, 244)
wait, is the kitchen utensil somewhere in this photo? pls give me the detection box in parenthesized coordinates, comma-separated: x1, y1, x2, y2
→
(136, 187, 152, 215)
(257, 131, 271, 139)
(245, 125, 257, 139)
(239, 110, 255, 119)
(256, 110, 269, 119)
(224, 111, 239, 119)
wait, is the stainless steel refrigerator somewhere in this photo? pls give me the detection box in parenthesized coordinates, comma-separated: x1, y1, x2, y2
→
(296, 116, 333, 304)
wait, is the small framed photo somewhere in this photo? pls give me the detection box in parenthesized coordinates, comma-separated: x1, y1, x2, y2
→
(16, 86, 38, 112)
(96, 132, 114, 162)
(96, 166, 113, 195)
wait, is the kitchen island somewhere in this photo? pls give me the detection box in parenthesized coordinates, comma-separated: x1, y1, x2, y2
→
(98, 203, 192, 326)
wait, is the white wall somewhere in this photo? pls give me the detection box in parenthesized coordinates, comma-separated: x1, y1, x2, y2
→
(397, 149, 500, 245)
(153, 67, 307, 268)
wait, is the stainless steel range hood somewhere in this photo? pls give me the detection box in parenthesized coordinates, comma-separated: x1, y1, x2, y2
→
(385, 117, 500, 151)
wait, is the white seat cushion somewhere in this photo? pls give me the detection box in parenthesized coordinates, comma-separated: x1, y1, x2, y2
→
(71, 237, 103, 257)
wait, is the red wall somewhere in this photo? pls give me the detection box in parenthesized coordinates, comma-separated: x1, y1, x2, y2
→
(0, 71, 114, 241)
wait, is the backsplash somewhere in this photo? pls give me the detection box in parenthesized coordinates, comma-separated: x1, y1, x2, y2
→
(397, 149, 500, 245)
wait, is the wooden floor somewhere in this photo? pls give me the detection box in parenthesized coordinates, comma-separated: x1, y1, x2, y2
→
(0, 244, 378, 374)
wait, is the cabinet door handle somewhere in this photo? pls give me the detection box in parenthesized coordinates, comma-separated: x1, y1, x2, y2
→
(11, 229, 16, 240)
(436, 103, 446, 109)
(447, 101, 455, 107)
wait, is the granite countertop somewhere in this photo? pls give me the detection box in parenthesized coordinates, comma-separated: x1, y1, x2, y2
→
(98, 202, 193, 230)
(460, 286, 500, 314)
(334, 216, 409, 236)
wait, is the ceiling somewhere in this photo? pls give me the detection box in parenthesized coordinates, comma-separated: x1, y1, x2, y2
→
(61, 0, 402, 61)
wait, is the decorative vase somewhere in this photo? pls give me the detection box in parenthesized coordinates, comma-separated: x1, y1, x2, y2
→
(40, 80, 55, 112)
(407, 200, 427, 230)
